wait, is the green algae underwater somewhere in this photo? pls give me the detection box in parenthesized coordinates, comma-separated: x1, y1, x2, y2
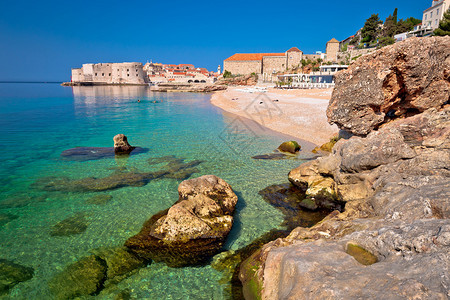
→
(0, 83, 327, 299)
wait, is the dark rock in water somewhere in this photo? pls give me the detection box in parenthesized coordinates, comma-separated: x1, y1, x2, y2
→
(86, 194, 113, 205)
(114, 134, 135, 155)
(277, 141, 301, 154)
(48, 247, 147, 299)
(90, 247, 146, 283)
(147, 155, 179, 165)
(50, 213, 88, 236)
(0, 213, 18, 227)
(252, 153, 290, 160)
(48, 255, 107, 299)
(0, 259, 34, 296)
(34, 156, 203, 192)
(125, 175, 238, 267)
(258, 183, 331, 230)
(35, 171, 159, 192)
(0, 195, 46, 209)
(61, 147, 148, 162)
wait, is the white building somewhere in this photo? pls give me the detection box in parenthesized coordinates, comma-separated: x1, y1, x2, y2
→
(407, 0, 450, 37)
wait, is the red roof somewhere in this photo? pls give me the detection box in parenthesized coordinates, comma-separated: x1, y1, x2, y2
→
(286, 47, 302, 52)
(225, 53, 285, 61)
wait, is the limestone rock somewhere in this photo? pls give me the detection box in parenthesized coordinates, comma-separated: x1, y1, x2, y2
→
(239, 37, 450, 300)
(0, 213, 18, 227)
(86, 194, 113, 205)
(48, 255, 106, 299)
(277, 141, 301, 154)
(113, 134, 135, 155)
(327, 36, 450, 135)
(50, 213, 88, 236)
(125, 175, 238, 267)
(0, 259, 34, 296)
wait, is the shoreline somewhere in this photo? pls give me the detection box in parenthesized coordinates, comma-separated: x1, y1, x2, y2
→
(210, 86, 338, 145)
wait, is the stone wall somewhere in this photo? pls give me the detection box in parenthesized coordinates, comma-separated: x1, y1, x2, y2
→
(262, 56, 287, 74)
(326, 41, 340, 62)
(337, 48, 377, 64)
(286, 51, 302, 69)
(71, 63, 148, 84)
(223, 60, 261, 75)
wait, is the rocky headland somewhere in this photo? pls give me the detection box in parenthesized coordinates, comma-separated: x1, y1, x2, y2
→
(239, 36, 450, 299)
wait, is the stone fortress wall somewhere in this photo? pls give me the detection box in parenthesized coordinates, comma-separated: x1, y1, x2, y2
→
(71, 62, 148, 85)
(223, 47, 303, 76)
(262, 56, 288, 74)
(223, 60, 262, 75)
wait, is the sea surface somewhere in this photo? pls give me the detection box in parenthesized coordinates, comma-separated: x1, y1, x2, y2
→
(0, 83, 315, 299)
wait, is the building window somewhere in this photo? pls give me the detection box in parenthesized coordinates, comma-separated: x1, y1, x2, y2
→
(127, 74, 129, 77)
(109, 73, 111, 76)
(136, 74, 138, 76)
(437, 8, 439, 15)
(127, 69, 129, 71)
(430, 12, 433, 18)
(95, 73, 97, 76)
(117, 69, 119, 71)
(435, 19, 438, 26)
(102, 73, 104, 76)
(425, 14, 427, 20)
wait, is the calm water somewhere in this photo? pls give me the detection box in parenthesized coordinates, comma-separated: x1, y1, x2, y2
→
(0, 83, 314, 299)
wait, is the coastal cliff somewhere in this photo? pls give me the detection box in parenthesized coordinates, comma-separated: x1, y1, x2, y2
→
(239, 36, 450, 299)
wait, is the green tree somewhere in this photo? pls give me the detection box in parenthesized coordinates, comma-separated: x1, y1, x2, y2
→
(223, 70, 232, 78)
(434, 9, 450, 36)
(361, 14, 382, 44)
(378, 36, 396, 47)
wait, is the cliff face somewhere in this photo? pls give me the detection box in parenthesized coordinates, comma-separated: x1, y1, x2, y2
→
(240, 36, 450, 300)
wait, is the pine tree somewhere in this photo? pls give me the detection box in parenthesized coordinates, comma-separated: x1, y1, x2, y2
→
(361, 14, 382, 44)
(393, 8, 398, 24)
(434, 9, 450, 36)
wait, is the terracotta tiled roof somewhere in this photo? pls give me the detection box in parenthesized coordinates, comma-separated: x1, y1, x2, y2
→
(224, 53, 285, 61)
(286, 47, 302, 52)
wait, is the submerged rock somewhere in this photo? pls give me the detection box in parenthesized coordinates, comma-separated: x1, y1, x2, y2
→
(277, 141, 301, 154)
(114, 134, 135, 155)
(48, 255, 106, 299)
(125, 175, 238, 267)
(34, 156, 203, 192)
(48, 247, 147, 299)
(86, 194, 113, 205)
(50, 213, 88, 236)
(0, 259, 34, 296)
(258, 183, 332, 228)
(61, 147, 148, 162)
(0, 213, 18, 227)
(0, 194, 46, 209)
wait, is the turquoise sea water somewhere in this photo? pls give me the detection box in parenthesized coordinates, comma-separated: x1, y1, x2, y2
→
(0, 83, 315, 299)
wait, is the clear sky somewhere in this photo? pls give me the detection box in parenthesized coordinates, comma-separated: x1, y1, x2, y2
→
(0, 0, 427, 81)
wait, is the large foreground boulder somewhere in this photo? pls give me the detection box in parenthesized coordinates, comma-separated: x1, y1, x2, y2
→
(327, 36, 450, 136)
(240, 37, 450, 299)
(125, 175, 238, 267)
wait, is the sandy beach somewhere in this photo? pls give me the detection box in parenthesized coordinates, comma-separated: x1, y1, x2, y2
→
(210, 87, 338, 145)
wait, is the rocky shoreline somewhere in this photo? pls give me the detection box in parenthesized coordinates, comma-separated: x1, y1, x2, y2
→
(239, 36, 450, 299)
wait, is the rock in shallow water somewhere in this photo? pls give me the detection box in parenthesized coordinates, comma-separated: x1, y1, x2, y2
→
(48, 247, 146, 299)
(50, 213, 88, 236)
(114, 134, 135, 155)
(277, 141, 301, 154)
(0, 259, 34, 296)
(0, 213, 18, 227)
(125, 175, 238, 267)
(86, 194, 113, 205)
(61, 147, 148, 162)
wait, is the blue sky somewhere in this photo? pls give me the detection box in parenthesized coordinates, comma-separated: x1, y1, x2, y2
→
(0, 0, 427, 81)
